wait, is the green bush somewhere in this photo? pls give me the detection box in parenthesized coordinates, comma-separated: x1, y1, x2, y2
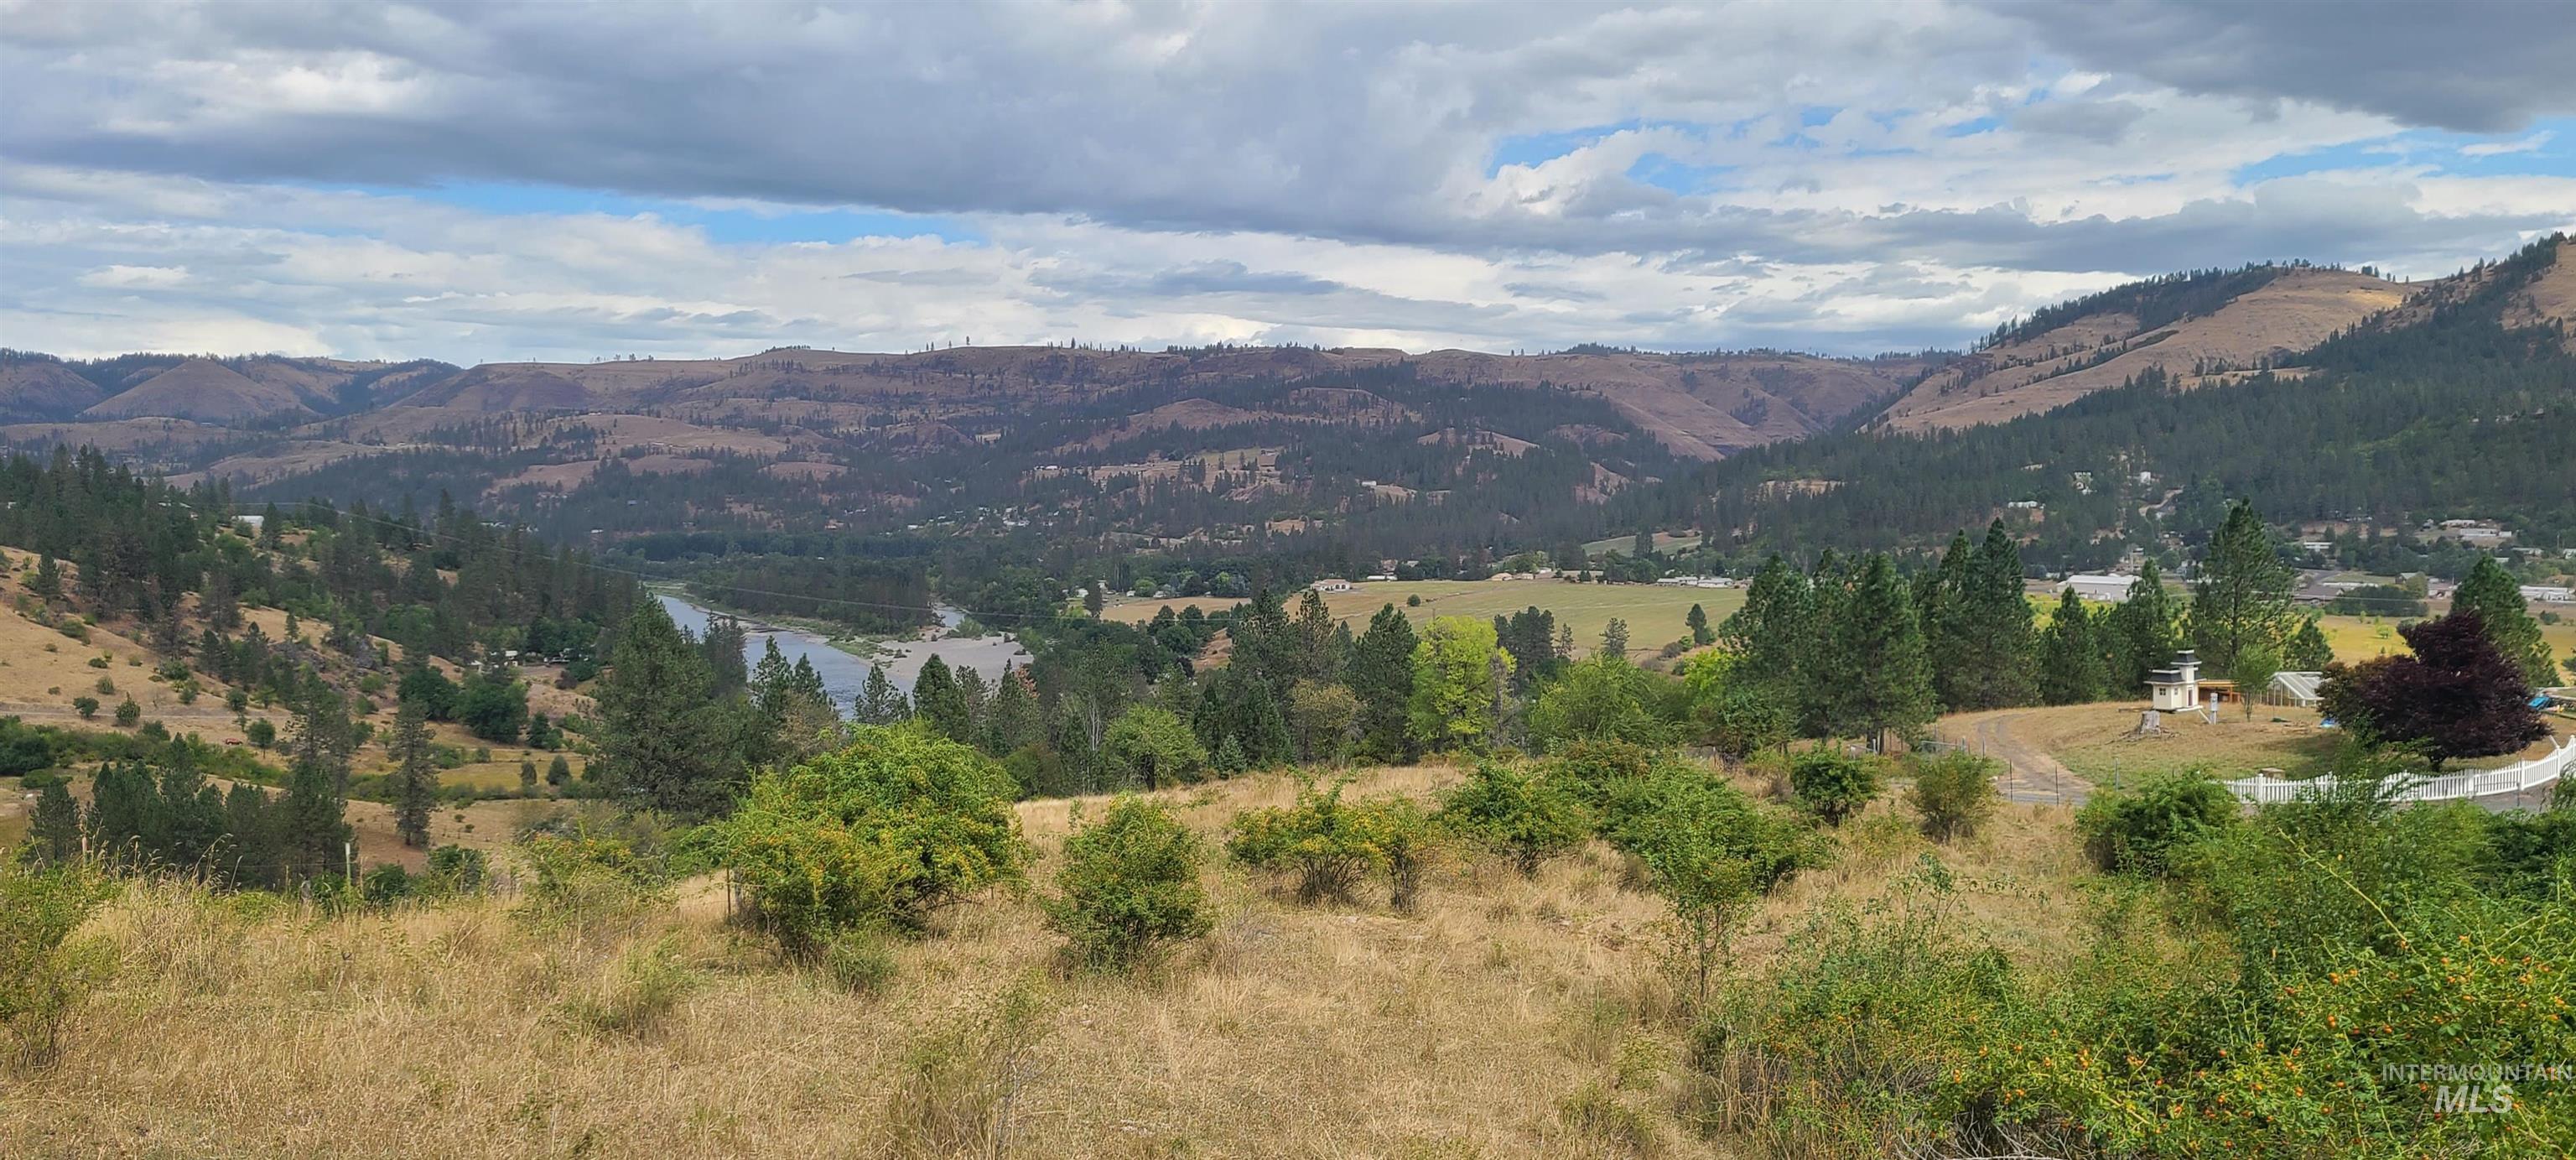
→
(423, 845, 488, 894)
(1600, 762, 1818, 1001)
(1903, 750, 1999, 842)
(821, 928, 897, 996)
(112, 699, 142, 728)
(1540, 739, 1659, 814)
(2074, 771, 2238, 877)
(515, 830, 671, 938)
(361, 863, 413, 906)
(706, 725, 1028, 949)
(1041, 796, 1212, 971)
(1227, 778, 1386, 903)
(1788, 750, 1878, 826)
(1436, 761, 1592, 874)
(559, 935, 697, 1038)
(0, 863, 117, 1069)
(70, 696, 97, 720)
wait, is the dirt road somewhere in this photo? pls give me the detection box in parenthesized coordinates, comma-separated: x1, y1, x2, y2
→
(1945, 710, 2091, 806)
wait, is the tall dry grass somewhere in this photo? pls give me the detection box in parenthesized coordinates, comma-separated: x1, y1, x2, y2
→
(3, 762, 2099, 1158)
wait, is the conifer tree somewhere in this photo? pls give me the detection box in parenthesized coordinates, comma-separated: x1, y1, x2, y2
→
(30, 778, 80, 864)
(2286, 616, 2335, 672)
(2452, 557, 2559, 686)
(279, 758, 351, 884)
(2038, 590, 2109, 705)
(1686, 603, 1713, 646)
(2191, 501, 2295, 673)
(31, 552, 61, 600)
(595, 598, 728, 818)
(912, 655, 971, 742)
(1819, 554, 1936, 748)
(387, 701, 438, 848)
(1933, 522, 2037, 710)
(2106, 560, 2183, 691)
(546, 753, 572, 788)
(855, 663, 908, 725)
(222, 782, 280, 888)
(1599, 617, 1630, 660)
(984, 666, 1041, 755)
(699, 614, 750, 696)
(1345, 604, 1418, 762)
(1719, 555, 1814, 694)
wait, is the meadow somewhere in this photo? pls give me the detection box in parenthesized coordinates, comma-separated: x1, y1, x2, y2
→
(1107, 579, 1743, 660)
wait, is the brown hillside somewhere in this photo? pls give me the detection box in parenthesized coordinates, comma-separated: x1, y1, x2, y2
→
(80, 357, 320, 424)
(1880, 268, 2414, 433)
(0, 359, 112, 421)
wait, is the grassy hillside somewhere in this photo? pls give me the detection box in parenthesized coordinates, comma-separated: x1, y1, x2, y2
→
(1105, 580, 1743, 661)
(3, 762, 2099, 1158)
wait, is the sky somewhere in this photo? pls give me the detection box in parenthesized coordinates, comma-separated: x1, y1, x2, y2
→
(3, 0, 2573, 365)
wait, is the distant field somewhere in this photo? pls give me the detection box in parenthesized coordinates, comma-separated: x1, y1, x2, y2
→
(1106, 579, 1743, 659)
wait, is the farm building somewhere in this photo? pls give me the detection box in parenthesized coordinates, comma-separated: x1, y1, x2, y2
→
(2059, 573, 2137, 602)
(1309, 578, 1353, 594)
(2265, 671, 2326, 709)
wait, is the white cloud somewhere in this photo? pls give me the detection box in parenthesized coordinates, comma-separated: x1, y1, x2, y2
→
(2, 1, 2571, 362)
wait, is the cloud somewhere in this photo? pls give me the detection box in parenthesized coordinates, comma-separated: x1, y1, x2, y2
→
(2, 1, 2573, 362)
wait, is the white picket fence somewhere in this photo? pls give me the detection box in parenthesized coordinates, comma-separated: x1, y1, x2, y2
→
(2220, 736, 2574, 805)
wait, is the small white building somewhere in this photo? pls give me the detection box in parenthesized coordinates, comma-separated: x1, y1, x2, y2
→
(1310, 578, 1353, 594)
(2520, 585, 2573, 604)
(2148, 650, 2204, 713)
(2266, 671, 2325, 709)
(2060, 573, 2137, 602)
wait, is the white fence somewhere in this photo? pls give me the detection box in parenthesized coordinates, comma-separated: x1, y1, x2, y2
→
(2220, 737, 2574, 805)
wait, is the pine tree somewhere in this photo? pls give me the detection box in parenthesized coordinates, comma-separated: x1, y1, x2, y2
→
(2038, 590, 2109, 705)
(222, 782, 280, 888)
(2191, 501, 2295, 674)
(387, 701, 438, 848)
(855, 663, 908, 725)
(2106, 560, 2183, 691)
(1820, 554, 1936, 748)
(1719, 555, 1814, 693)
(1932, 522, 2037, 710)
(2286, 616, 2335, 672)
(1346, 604, 1418, 762)
(1599, 617, 1630, 660)
(31, 552, 62, 600)
(1291, 590, 1344, 681)
(913, 655, 971, 741)
(984, 666, 1041, 755)
(1685, 603, 1713, 646)
(595, 599, 729, 819)
(1084, 581, 1107, 619)
(279, 758, 351, 884)
(751, 637, 793, 720)
(2453, 557, 2560, 686)
(546, 753, 572, 788)
(30, 778, 80, 864)
(699, 615, 750, 696)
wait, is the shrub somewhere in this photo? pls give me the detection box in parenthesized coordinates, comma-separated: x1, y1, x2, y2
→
(1540, 738, 1659, 814)
(70, 696, 97, 720)
(1363, 796, 1441, 913)
(1042, 796, 1212, 972)
(1788, 750, 1878, 826)
(0, 863, 117, 1068)
(94, 675, 115, 695)
(1436, 761, 1592, 874)
(707, 725, 1029, 949)
(1601, 763, 1817, 1001)
(1903, 750, 1999, 842)
(822, 928, 897, 996)
(886, 981, 1051, 1157)
(361, 863, 413, 906)
(422, 845, 488, 894)
(1227, 778, 1386, 903)
(113, 699, 142, 728)
(516, 830, 672, 939)
(559, 936, 697, 1038)
(87, 656, 109, 669)
(1097, 705, 1209, 790)
(2075, 771, 2238, 877)
(244, 719, 276, 749)
(1556, 1079, 1656, 1156)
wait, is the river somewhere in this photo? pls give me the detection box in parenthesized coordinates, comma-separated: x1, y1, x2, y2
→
(654, 593, 1031, 710)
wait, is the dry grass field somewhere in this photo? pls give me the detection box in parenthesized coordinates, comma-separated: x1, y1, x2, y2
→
(3, 762, 2099, 1159)
(1107, 580, 1743, 661)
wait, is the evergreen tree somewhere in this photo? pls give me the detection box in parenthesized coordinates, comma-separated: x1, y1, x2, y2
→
(279, 758, 351, 884)
(222, 782, 280, 888)
(1685, 603, 1713, 646)
(2038, 590, 2109, 705)
(751, 637, 793, 720)
(1598, 617, 1630, 661)
(1345, 604, 1419, 762)
(1719, 555, 1814, 693)
(546, 753, 572, 788)
(2106, 560, 2183, 691)
(1935, 521, 2038, 711)
(1818, 554, 1936, 748)
(29, 778, 80, 864)
(288, 689, 359, 797)
(2191, 501, 2296, 674)
(2453, 557, 2560, 686)
(700, 614, 750, 696)
(912, 655, 972, 742)
(855, 663, 909, 725)
(1083, 580, 1107, 619)
(984, 666, 1041, 755)
(2286, 616, 2335, 672)
(30, 552, 61, 600)
(1290, 590, 1345, 682)
(387, 701, 438, 848)
(595, 599, 730, 819)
